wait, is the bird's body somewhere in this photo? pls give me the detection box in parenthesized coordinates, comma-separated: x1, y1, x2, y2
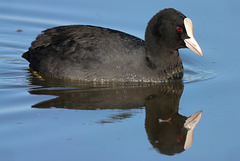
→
(23, 8, 202, 83)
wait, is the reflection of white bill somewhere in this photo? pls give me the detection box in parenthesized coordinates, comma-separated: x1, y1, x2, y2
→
(184, 110, 203, 149)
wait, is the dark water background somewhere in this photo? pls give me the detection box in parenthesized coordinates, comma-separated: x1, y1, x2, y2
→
(1, 0, 240, 160)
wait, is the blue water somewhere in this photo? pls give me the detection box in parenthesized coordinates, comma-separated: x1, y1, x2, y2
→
(1, 0, 240, 161)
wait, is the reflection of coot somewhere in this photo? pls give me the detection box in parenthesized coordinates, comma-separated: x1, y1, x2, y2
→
(28, 75, 202, 155)
(145, 85, 202, 155)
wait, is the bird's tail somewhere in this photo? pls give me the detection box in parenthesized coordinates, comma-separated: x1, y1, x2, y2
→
(22, 51, 30, 62)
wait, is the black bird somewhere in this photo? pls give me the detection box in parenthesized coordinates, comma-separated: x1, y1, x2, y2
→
(22, 8, 202, 83)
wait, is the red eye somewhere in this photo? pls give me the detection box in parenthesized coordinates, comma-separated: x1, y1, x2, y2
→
(177, 136, 182, 143)
(176, 27, 182, 31)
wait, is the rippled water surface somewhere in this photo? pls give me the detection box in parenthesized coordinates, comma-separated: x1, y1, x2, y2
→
(1, 0, 240, 161)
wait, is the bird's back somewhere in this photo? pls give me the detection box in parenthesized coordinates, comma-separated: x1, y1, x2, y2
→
(23, 25, 147, 81)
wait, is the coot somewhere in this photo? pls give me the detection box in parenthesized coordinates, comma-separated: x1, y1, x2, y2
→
(22, 8, 203, 82)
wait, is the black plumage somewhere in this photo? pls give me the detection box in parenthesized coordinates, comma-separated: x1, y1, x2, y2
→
(23, 8, 202, 82)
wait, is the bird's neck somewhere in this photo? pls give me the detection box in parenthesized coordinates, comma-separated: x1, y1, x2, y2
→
(145, 46, 184, 80)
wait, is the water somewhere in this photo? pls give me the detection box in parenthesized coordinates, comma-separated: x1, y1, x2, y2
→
(1, 0, 240, 160)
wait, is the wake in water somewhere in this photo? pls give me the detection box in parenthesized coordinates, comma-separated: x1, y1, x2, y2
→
(180, 50, 216, 84)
